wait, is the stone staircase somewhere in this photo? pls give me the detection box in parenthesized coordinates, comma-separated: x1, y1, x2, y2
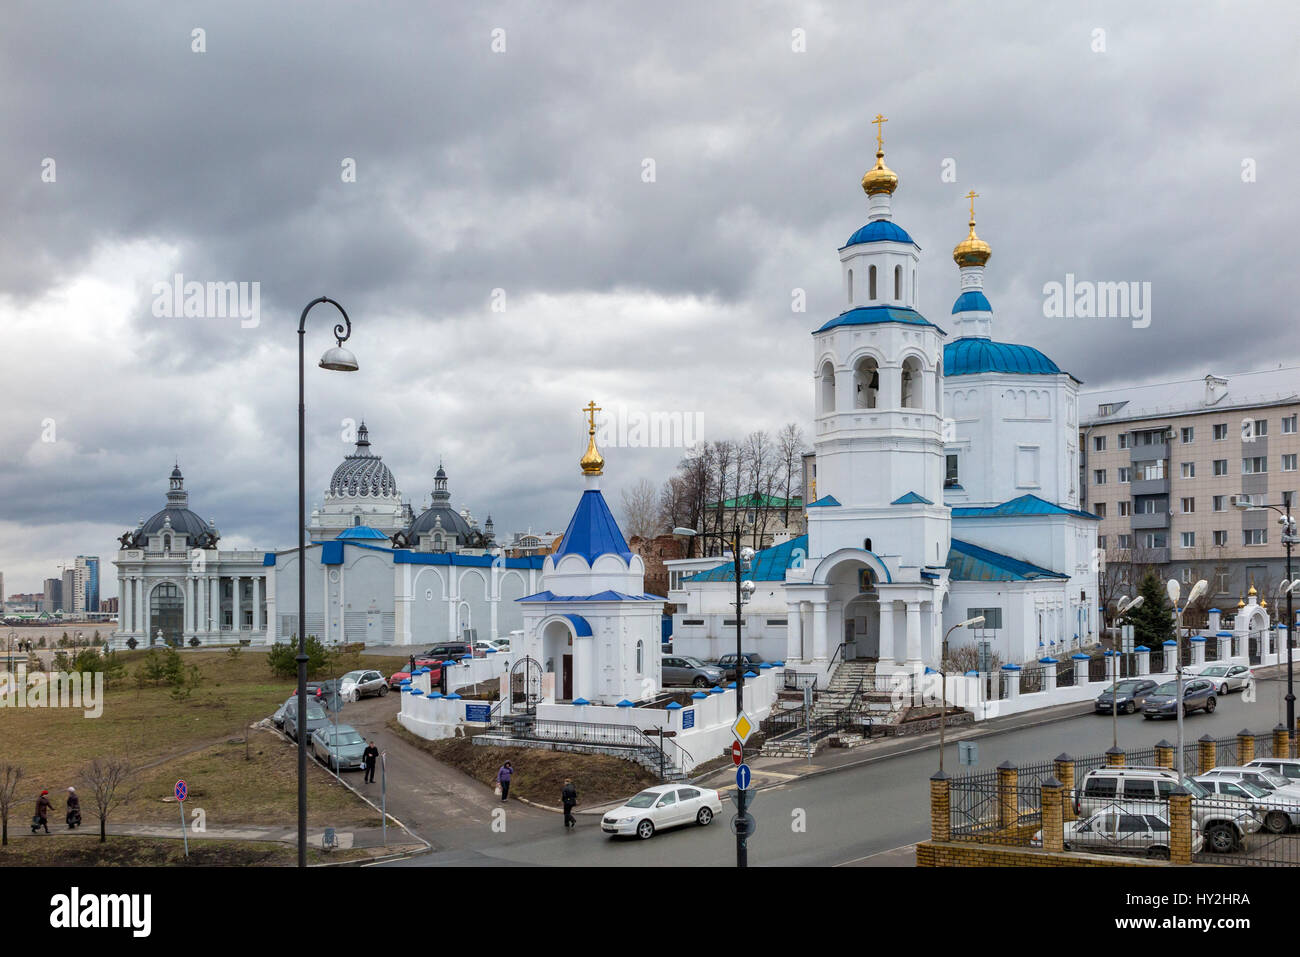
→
(758, 660, 880, 758)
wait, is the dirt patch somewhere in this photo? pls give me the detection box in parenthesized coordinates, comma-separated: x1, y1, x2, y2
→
(0, 834, 376, 867)
(386, 718, 656, 806)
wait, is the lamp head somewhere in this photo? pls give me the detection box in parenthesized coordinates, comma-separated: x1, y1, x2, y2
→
(1166, 579, 1181, 605)
(672, 527, 699, 537)
(319, 345, 359, 372)
(740, 580, 756, 598)
(960, 616, 985, 629)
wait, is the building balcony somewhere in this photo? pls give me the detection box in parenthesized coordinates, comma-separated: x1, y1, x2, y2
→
(1131, 441, 1168, 462)
(1131, 477, 1169, 497)
(1131, 511, 1170, 530)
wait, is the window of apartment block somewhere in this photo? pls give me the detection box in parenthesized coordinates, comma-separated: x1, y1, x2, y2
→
(1118, 433, 1130, 449)
(1243, 456, 1267, 474)
(1093, 469, 1107, 485)
(1253, 418, 1268, 437)
(1180, 531, 1195, 548)
(1283, 454, 1297, 472)
(1213, 495, 1226, 511)
(1118, 501, 1131, 516)
(1117, 534, 1133, 549)
(1094, 502, 1107, 518)
(1213, 423, 1228, 441)
(1213, 459, 1228, 476)
(1243, 528, 1267, 546)
(1181, 566, 1194, 583)
(1181, 427, 1194, 443)
(1098, 535, 1107, 549)
(1214, 568, 1230, 593)
(1181, 497, 1195, 513)
(1181, 462, 1195, 478)
(1283, 414, 1298, 434)
(1143, 533, 1167, 549)
(1213, 530, 1228, 547)
(1118, 466, 1131, 483)
(1138, 460, 1165, 481)
(1094, 435, 1106, 452)
(1138, 498, 1162, 514)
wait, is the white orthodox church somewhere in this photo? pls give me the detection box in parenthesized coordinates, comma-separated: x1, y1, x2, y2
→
(670, 120, 1100, 675)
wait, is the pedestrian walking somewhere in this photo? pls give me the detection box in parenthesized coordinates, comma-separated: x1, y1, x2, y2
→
(32, 790, 52, 834)
(362, 740, 379, 784)
(65, 787, 81, 829)
(496, 761, 513, 801)
(561, 778, 578, 828)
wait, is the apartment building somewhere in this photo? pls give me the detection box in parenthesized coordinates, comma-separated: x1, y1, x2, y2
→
(1080, 369, 1299, 611)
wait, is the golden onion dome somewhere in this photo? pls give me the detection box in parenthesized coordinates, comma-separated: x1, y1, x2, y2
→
(861, 150, 898, 196)
(953, 222, 992, 268)
(1237, 597, 1246, 608)
(579, 399, 605, 476)
(1249, 583, 1257, 596)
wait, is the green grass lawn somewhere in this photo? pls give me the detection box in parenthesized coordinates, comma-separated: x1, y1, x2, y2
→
(0, 833, 403, 866)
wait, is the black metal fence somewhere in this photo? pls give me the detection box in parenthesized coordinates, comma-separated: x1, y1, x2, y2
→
(950, 780, 1042, 847)
(783, 671, 819, 692)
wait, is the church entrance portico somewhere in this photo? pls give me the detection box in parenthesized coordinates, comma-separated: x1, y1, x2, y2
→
(539, 616, 579, 702)
(149, 581, 184, 646)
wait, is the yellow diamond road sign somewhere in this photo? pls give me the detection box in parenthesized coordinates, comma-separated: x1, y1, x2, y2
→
(732, 712, 755, 744)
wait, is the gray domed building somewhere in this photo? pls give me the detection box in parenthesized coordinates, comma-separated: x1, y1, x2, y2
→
(112, 465, 269, 649)
(308, 422, 413, 543)
(392, 464, 495, 552)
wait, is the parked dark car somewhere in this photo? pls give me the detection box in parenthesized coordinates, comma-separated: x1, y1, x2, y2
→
(1142, 678, 1217, 719)
(282, 695, 330, 740)
(423, 642, 476, 660)
(1094, 678, 1159, 715)
(716, 652, 765, 682)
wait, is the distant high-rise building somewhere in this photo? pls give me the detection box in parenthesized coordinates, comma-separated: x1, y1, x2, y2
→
(43, 577, 63, 612)
(78, 556, 100, 612)
(0, 572, 5, 613)
(62, 568, 78, 614)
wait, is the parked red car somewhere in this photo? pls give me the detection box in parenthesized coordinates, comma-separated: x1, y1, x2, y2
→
(388, 658, 443, 690)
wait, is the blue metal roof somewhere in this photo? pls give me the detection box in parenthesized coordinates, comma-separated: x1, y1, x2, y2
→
(687, 535, 809, 583)
(806, 495, 841, 508)
(561, 613, 592, 637)
(951, 494, 1101, 522)
(393, 551, 544, 569)
(891, 491, 933, 505)
(518, 590, 663, 602)
(944, 338, 1066, 377)
(951, 290, 992, 314)
(336, 525, 390, 541)
(843, 220, 916, 247)
(551, 489, 633, 564)
(816, 305, 941, 335)
(947, 539, 1068, 581)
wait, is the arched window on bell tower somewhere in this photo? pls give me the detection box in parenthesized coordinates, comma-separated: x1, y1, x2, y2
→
(847, 269, 853, 304)
(894, 265, 902, 301)
(868, 265, 877, 300)
(854, 357, 879, 409)
(820, 361, 836, 414)
(901, 356, 922, 409)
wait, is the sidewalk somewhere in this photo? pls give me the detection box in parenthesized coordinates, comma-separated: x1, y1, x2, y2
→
(12, 821, 414, 850)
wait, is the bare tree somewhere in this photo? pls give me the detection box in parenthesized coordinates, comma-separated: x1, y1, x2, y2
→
(79, 757, 134, 843)
(777, 422, 805, 525)
(0, 764, 23, 846)
(619, 477, 661, 540)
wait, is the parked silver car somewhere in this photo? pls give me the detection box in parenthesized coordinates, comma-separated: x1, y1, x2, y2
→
(1193, 774, 1300, 834)
(339, 669, 388, 699)
(662, 655, 724, 688)
(310, 723, 368, 772)
(1034, 808, 1202, 858)
(282, 696, 330, 741)
(1192, 663, 1253, 695)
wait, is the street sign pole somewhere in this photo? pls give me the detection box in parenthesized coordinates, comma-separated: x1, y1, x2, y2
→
(175, 780, 189, 857)
(380, 752, 388, 846)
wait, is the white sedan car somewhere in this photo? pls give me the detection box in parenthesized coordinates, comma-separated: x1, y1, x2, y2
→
(602, 784, 723, 839)
(1193, 663, 1253, 695)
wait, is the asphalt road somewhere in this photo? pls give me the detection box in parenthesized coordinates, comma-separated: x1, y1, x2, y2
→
(379, 673, 1298, 866)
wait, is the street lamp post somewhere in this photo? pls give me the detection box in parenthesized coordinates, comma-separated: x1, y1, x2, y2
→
(1236, 493, 1297, 746)
(1111, 595, 1145, 750)
(939, 617, 984, 771)
(1169, 578, 1208, 778)
(296, 297, 358, 868)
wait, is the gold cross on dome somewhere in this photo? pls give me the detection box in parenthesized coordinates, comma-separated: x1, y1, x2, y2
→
(965, 190, 979, 222)
(582, 400, 602, 433)
(872, 114, 888, 151)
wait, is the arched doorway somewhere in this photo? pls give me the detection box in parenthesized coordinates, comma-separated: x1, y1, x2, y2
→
(150, 582, 184, 647)
(827, 561, 880, 661)
(540, 618, 576, 701)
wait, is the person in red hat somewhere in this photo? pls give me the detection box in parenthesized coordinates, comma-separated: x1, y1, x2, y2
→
(32, 790, 52, 834)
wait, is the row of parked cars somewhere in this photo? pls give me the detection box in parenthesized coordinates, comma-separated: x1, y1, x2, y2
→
(1093, 664, 1254, 719)
(1034, 757, 1300, 858)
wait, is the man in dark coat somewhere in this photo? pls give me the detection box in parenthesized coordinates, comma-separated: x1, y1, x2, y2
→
(561, 778, 578, 828)
(362, 741, 380, 784)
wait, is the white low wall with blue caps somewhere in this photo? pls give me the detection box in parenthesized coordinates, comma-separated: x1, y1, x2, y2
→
(396, 663, 499, 739)
(439, 649, 513, 693)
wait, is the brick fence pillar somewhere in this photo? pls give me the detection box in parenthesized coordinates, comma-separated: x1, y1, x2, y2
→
(1154, 739, 1174, 769)
(1040, 777, 1064, 853)
(1198, 734, 1216, 774)
(930, 771, 950, 843)
(997, 761, 1018, 830)
(1168, 787, 1193, 865)
(1238, 729, 1255, 766)
(1054, 753, 1076, 822)
(1274, 724, 1290, 761)
(1106, 746, 1125, 767)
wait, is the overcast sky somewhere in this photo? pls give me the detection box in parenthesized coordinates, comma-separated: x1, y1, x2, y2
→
(2, 0, 1297, 596)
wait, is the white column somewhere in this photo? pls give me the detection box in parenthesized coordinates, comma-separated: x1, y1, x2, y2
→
(905, 601, 922, 666)
(253, 576, 263, 632)
(811, 600, 828, 661)
(185, 577, 193, 634)
(233, 575, 243, 633)
(122, 578, 132, 634)
(210, 577, 220, 632)
(879, 600, 896, 664)
(786, 602, 802, 662)
(136, 577, 145, 635)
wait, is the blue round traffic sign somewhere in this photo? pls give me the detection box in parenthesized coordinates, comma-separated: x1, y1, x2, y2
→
(175, 779, 187, 802)
(735, 763, 751, 791)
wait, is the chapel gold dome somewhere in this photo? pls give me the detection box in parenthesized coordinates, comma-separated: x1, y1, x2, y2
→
(861, 151, 898, 196)
(953, 224, 992, 268)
